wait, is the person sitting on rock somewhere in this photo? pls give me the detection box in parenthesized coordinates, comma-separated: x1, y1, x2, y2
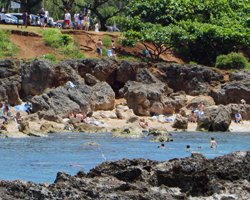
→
(0, 121, 7, 131)
(15, 112, 22, 124)
(198, 101, 205, 111)
(235, 112, 243, 123)
(2, 101, 9, 116)
(188, 111, 197, 123)
(139, 118, 149, 129)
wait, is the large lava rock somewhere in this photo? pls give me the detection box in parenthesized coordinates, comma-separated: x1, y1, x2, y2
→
(31, 82, 115, 119)
(226, 103, 250, 120)
(155, 63, 223, 95)
(21, 59, 56, 97)
(120, 81, 173, 116)
(197, 105, 231, 131)
(0, 60, 21, 105)
(211, 80, 250, 105)
(187, 95, 215, 109)
(91, 82, 115, 110)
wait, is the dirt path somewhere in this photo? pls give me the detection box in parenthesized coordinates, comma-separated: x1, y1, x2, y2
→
(9, 28, 183, 63)
(11, 35, 56, 59)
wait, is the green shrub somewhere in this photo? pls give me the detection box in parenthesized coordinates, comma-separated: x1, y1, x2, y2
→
(42, 29, 84, 59)
(61, 43, 85, 59)
(215, 53, 248, 69)
(102, 36, 112, 48)
(61, 34, 72, 46)
(42, 29, 63, 48)
(42, 54, 57, 62)
(0, 30, 18, 58)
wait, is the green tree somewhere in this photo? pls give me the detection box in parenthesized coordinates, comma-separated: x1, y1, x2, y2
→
(123, 23, 173, 60)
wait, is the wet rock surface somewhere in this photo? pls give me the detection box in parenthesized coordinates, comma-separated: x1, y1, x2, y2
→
(0, 151, 249, 200)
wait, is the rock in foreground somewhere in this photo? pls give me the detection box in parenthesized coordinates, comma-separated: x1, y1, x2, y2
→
(0, 151, 249, 199)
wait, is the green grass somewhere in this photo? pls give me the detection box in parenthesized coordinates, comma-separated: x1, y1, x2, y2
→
(102, 35, 112, 48)
(117, 55, 141, 62)
(41, 29, 84, 59)
(0, 29, 18, 59)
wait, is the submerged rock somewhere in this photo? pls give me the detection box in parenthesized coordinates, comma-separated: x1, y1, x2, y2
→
(111, 127, 144, 138)
(148, 129, 173, 142)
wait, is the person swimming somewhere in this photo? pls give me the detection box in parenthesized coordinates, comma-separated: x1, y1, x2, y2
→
(186, 145, 191, 152)
(210, 137, 217, 149)
(158, 143, 165, 148)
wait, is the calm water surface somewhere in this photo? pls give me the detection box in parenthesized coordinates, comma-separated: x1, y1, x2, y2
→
(0, 132, 250, 183)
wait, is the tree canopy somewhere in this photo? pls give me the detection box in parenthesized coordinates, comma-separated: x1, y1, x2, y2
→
(121, 0, 250, 65)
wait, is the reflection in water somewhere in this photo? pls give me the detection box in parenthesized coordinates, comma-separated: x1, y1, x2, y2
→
(0, 132, 250, 183)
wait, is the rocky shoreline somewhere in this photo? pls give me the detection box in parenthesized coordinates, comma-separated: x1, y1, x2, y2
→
(0, 151, 249, 199)
(1, 58, 250, 137)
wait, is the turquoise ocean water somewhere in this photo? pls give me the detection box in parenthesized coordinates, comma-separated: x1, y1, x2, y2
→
(0, 132, 249, 183)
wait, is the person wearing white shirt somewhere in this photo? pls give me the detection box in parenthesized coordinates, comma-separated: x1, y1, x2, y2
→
(64, 10, 71, 28)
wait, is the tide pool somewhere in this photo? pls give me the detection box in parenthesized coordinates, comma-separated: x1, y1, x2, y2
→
(0, 132, 249, 183)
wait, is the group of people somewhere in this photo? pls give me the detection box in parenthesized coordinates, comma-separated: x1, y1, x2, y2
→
(96, 38, 116, 58)
(188, 101, 205, 123)
(0, 100, 33, 131)
(65, 10, 91, 30)
(38, 8, 49, 28)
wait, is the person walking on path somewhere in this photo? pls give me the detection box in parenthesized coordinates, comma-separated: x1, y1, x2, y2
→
(96, 39, 103, 57)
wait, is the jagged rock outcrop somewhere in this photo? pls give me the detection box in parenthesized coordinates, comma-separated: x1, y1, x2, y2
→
(0, 60, 21, 105)
(21, 59, 56, 97)
(155, 63, 223, 95)
(120, 81, 173, 116)
(0, 151, 249, 199)
(187, 95, 215, 108)
(172, 116, 188, 130)
(211, 80, 250, 105)
(91, 82, 115, 110)
(226, 103, 250, 120)
(229, 70, 250, 81)
(30, 82, 115, 119)
(197, 105, 231, 131)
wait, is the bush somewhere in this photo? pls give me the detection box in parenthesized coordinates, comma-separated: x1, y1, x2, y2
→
(215, 53, 248, 69)
(42, 29, 63, 48)
(102, 36, 112, 48)
(42, 29, 84, 59)
(61, 43, 85, 59)
(42, 54, 57, 62)
(171, 21, 250, 65)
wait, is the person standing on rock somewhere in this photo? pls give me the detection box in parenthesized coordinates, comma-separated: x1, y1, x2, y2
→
(210, 137, 217, 149)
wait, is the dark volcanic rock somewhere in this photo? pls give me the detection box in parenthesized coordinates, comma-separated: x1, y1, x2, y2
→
(156, 63, 223, 95)
(0, 60, 21, 105)
(0, 152, 249, 199)
(211, 80, 250, 105)
(21, 60, 56, 97)
(197, 105, 231, 131)
(120, 81, 173, 116)
(30, 82, 115, 119)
